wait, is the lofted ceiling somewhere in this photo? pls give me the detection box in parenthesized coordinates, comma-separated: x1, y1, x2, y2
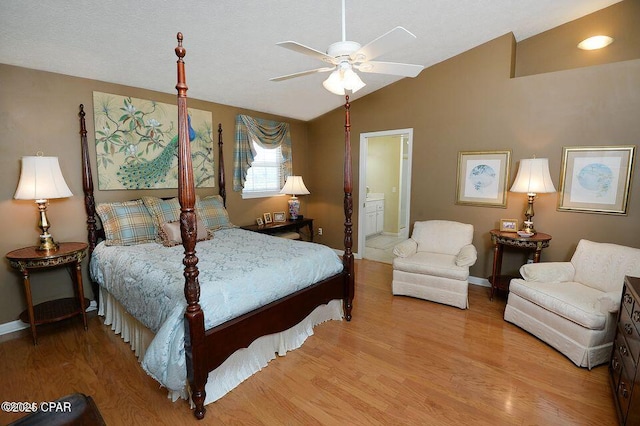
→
(0, 0, 621, 121)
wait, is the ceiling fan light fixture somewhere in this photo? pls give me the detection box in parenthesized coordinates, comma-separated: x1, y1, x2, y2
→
(322, 69, 346, 95)
(577, 35, 614, 50)
(322, 63, 366, 96)
(342, 67, 366, 93)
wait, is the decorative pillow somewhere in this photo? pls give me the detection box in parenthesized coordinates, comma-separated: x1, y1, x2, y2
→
(158, 219, 212, 247)
(95, 200, 156, 246)
(196, 195, 234, 230)
(142, 196, 183, 243)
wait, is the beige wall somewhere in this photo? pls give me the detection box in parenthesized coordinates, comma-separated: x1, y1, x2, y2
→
(366, 136, 401, 234)
(307, 3, 640, 280)
(0, 65, 310, 325)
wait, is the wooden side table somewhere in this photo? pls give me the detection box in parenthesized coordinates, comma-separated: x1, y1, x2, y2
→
(6, 242, 89, 344)
(241, 218, 314, 242)
(489, 229, 552, 300)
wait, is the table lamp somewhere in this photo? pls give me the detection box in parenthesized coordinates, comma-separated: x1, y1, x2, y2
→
(14, 155, 73, 251)
(280, 176, 310, 220)
(509, 158, 556, 234)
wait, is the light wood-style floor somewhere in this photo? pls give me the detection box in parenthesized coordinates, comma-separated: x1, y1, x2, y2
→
(0, 259, 617, 425)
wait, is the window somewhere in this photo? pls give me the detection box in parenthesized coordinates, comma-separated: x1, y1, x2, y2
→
(241, 140, 285, 198)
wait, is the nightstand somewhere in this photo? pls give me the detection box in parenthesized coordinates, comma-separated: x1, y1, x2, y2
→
(241, 218, 314, 242)
(6, 242, 89, 344)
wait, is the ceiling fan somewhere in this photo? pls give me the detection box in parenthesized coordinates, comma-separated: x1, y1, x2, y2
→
(270, 0, 424, 95)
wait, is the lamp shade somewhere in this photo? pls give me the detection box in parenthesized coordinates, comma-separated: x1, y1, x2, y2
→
(280, 176, 310, 196)
(14, 156, 73, 200)
(510, 158, 556, 195)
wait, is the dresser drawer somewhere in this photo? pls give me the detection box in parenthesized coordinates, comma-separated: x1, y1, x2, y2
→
(610, 335, 623, 390)
(623, 285, 635, 316)
(616, 331, 636, 380)
(620, 306, 640, 365)
(617, 362, 633, 422)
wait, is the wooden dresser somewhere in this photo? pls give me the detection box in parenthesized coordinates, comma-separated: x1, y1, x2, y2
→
(610, 276, 640, 425)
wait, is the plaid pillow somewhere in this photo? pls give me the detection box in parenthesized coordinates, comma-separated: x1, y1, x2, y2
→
(142, 196, 183, 243)
(197, 195, 234, 230)
(95, 200, 156, 246)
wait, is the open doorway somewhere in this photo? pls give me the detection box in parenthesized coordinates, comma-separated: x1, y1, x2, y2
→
(358, 129, 413, 263)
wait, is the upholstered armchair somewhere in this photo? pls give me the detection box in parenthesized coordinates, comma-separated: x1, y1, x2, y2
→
(504, 239, 640, 369)
(392, 220, 477, 309)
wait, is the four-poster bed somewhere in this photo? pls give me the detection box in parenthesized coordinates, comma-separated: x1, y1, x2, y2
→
(78, 33, 355, 419)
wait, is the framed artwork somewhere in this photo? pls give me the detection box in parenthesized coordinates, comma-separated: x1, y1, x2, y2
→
(558, 145, 635, 215)
(92, 91, 214, 190)
(256, 217, 264, 226)
(499, 219, 519, 232)
(273, 212, 286, 222)
(456, 150, 511, 208)
(263, 212, 273, 224)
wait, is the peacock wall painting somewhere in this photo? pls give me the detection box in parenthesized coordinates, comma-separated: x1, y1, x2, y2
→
(92, 91, 214, 190)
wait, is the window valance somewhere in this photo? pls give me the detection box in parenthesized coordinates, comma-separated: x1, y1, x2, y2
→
(233, 114, 292, 192)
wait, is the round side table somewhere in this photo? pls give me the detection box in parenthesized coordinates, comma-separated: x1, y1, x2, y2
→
(489, 230, 552, 300)
(6, 242, 89, 344)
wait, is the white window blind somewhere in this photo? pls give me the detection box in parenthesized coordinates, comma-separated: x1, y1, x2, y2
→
(242, 140, 284, 198)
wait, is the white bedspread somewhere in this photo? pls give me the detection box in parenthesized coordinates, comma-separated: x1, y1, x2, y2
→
(90, 228, 343, 396)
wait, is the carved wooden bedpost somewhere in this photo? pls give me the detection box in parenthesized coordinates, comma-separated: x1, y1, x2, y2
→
(78, 104, 100, 303)
(343, 96, 354, 321)
(175, 32, 207, 420)
(217, 123, 226, 207)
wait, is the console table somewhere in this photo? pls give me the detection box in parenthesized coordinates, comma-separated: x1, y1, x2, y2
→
(489, 229, 552, 300)
(241, 218, 314, 242)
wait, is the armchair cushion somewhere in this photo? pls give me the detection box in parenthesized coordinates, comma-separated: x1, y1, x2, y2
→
(393, 238, 417, 258)
(519, 262, 576, 283)
(509, 279, 606, 330)
(456, 244, 478, 267)
(393, 252, 470, 281)
(412, 220, 474, 256)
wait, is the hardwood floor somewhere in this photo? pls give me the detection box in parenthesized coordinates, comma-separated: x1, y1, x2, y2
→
(0, 259, 617, 425)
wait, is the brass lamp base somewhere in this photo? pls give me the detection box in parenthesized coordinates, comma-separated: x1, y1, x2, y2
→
(36, 199, 59, 251)
(37, 233, 59, 251)
(522, 221, 535, 235)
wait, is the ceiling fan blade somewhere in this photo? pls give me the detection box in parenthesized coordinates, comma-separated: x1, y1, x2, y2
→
(270, 66, 335, 82)
(352, 26, 417, 62)
(356, 61, 423, 78)
(276, 41, 337, 65)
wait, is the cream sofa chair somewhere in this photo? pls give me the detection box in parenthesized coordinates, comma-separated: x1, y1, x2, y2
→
(504, 239, 640, 369)
(392, 220, 477, 309)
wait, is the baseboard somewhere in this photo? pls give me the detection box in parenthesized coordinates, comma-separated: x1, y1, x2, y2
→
(469, 276, 491, 287)
(0, 300, 97, 338)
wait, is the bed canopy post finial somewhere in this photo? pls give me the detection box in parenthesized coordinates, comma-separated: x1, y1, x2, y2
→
(343, 95, 354, 321)
(217, 123, 226, 207)
(175, 32, 207, 420)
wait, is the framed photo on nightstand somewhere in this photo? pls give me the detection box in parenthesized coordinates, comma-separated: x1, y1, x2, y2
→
(273, 212, 286, 222)
(263, 212, 272, 224)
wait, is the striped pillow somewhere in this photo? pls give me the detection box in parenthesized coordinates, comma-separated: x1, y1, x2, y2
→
(96, 200, 156, 246)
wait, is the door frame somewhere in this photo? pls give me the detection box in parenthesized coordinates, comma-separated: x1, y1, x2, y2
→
(358, 128, 413, 259)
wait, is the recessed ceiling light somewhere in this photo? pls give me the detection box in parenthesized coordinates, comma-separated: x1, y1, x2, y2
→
(577, 35, 614, 50)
